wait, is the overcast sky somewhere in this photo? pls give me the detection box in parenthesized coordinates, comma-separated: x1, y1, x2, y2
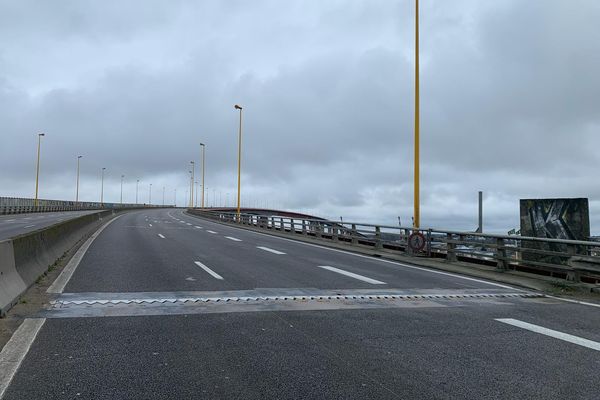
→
(1, 0, 599, 233)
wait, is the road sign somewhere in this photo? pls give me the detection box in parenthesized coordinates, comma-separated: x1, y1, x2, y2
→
(408, 232, 426, 252)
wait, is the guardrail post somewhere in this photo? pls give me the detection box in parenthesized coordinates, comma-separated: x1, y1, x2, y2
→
(332, 225, 339, 242)
(351, 224, 358, 245)
(496, 238, 508, 271)
(302, 220, 307, 235)
(446, 233, 457, 262)
(280, 217, 284, 231)
(289, 218, 295, 234)
(316, 223, 323, 238)
(375, 226, 383, 250)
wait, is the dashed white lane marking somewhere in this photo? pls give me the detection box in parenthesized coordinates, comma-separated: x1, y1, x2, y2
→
(23, 225, 35, 228)
(5, 219, 15, 222)
(225, 236, 242, 242)
(149, 224, 153, 227)
(257, 246, 286, 255)
(158, 234, 166, 239)
(207, 230, 218, 234)
(48, 215, 124, 294)
(180, 221, 186, 224)
(195, 226, 203, 229)
(194, 261, 224, 280)
(495, 318, 600, 351)
(318, 265, 387, 285)
(186, 223, 192, 226)
(0, 318, 46, 399)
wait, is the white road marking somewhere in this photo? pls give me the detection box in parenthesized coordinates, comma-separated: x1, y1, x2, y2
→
(318, 265, 387, 285)
(195, 226, 203, 229)
(5, 219, 15, 222)
(545, 295, 600, 309)
(23, 225, 35, 228)
(149, 224, 153, 227)
(194, 261, 224, 280)
(158, 234, 166, 239)
(180, 221, 186, 224)
(257, 246, 286, 255)
(225, 236, 242, 242)
(495, 318, 600, 351)
(0, 318, 46, 398)
(186, 223, 192, 226)
(207, 230, 218, 234)
(48, 215, 123, 293)
(189, 216, 517, 291)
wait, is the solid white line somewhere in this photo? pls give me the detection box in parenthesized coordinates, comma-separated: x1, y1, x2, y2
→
(189, 216, 516, 290)
(495, 318, 600, 351)
(207, 230, 218, 234)
(256, 246, 286, 255)
(225, 236, 242, 242)
(318, 265, 387, 285)
(158, 234, 166, 239)
(194, 261, 224, 280)
(47, 215, 123, 294)
(0, 318, 46, 398)
(544, 295, 600, 309)
(195, 226, 203, 229)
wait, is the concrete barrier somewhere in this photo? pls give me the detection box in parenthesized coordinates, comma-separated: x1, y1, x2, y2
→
(0, 209, 115, 316)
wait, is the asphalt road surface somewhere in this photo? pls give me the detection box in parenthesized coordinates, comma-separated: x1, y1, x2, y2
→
(2, 208, 599, 399)
(0, 210, 102, 241)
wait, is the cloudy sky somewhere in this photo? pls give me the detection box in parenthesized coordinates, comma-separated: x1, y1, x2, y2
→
(1, 0, 599, 233)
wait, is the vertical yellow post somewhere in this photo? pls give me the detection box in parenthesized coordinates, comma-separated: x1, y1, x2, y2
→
(413, 0, 420, 228)
(234, 105, 243, 221)
(200, 143, 206, 208)
(34, 133, 45, 207)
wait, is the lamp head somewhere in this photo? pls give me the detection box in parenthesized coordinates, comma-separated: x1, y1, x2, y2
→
(234, 104, 243, 110)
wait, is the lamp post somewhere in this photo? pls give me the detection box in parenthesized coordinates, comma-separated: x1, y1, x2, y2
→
(190, 161, 195, 208)
(195, 182, 199, 207)
(174, 188, 177, 207)
(101, 168, 106, 206)
(149, 183, 152, 205)
(34, 133, 45, 207)
(162, 186, 165, 206)
(136, 179, 140, 204)
(76, 155, 83, 205)
(120, 175, 125, 204)
(234, 104, 243, 221)
(413, 0, 420, 228)
(200, 143, 206, 208)
(188, 170, 193, 207)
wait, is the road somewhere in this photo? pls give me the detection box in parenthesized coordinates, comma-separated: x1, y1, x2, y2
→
(0, 211, 102, 241)
(2, 208, 600, 399)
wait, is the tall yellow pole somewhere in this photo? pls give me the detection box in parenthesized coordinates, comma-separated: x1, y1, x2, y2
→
(200, 143, 206, 208)
(34, 133, 44, 207)
(235, 105, 243, 221)
(413, 0, 420, 228)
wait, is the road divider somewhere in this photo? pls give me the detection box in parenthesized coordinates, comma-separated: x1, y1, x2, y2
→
(0, 209, 136, 316)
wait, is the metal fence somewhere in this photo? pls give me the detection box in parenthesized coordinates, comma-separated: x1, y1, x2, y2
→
(1, 196, 171, 215)
(188, 209, 600, 284)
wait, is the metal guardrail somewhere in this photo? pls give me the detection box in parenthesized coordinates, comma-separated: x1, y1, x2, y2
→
(0, 196, 172, 215)
(188, 209, 600, 285)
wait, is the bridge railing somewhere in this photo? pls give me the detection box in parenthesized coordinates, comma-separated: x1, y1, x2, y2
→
(187, 209, 600, 285)
(0, 196, 170, 215)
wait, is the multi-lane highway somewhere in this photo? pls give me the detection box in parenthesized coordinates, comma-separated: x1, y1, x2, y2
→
(2, 208, 600, 399)
(0, 211, 102, 241)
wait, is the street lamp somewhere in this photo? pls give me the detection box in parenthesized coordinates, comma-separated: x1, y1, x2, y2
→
(120, 175, 125, 204)
(34, 133, 45, 207)
(190, 161, 195, 208)
(174, 188, 177, 207)
(200, 143, 206, 208)
(195, 182, 199, 207)
(162, 186, 165, 207)
(234, 104, 243, 221)
(413, 0, 420, 228)
(136, 179, 140, 204)
(101, 168, 106, 206)
(149, 183, 152, 205)
(76, 155, 83, 204)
